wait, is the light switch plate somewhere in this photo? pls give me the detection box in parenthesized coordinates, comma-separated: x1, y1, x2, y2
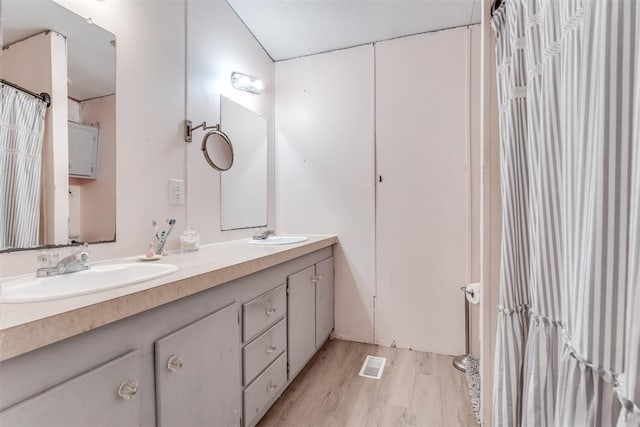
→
(169, 179, 184, 205)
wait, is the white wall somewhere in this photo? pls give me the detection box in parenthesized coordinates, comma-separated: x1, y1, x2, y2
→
(480, 0, 502, 423)
(469, 24, 483, 356)
(0, 0, 274, 277)
(187, 0, 274, 242)
(275, 45, 376, 344)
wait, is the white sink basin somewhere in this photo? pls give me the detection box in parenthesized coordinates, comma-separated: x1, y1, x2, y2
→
(248, 235, 309, 245)
(0, 263, 178, 304)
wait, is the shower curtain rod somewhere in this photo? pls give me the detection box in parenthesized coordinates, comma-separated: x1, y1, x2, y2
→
(1, 79, 51, 107)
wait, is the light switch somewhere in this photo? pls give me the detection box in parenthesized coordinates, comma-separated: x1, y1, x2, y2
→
(169, 179, 184, 205)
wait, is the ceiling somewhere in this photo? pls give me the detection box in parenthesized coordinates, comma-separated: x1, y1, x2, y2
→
(2, 0, 480, 97)
(2, 0, 115, 101)
(226, 0, 481, 61)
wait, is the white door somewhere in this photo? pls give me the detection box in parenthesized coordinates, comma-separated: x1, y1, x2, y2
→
(374, 26, 472, 355)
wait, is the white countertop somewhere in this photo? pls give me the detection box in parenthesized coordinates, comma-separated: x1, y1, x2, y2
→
(0, 235, 337, 361)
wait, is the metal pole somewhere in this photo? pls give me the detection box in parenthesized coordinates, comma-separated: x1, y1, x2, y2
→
(453, 286, 471, 372)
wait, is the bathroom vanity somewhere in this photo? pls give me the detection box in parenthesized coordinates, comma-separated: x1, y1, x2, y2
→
(0, 236, 336, 427)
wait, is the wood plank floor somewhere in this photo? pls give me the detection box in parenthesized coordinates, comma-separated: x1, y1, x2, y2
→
(258, 339, 478, 427)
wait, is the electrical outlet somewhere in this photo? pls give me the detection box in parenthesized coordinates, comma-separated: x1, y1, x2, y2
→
(169, 179, 184, 205)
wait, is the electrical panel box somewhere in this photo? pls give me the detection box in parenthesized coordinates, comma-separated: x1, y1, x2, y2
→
(68, 121, 99, 179)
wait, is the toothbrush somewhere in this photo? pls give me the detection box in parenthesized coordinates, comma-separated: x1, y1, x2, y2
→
(155, 219, 176, 255)
(152, 219, 158, 239)
(165, 219, 176, 239)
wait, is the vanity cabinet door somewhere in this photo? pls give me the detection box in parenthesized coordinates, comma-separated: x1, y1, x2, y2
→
(154, 302, 241, 427)
(315, 257, 334, 348)
(0, 350, 141, 427)
(287, 265, 316, 379)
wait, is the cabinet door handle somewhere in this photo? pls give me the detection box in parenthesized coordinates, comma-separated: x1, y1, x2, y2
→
(117, 379, 139, 400)
(167, 355, 184, 372)
(311, 274, 324, 283)
(266, 344, 277, 354)
(266, 382, 277, 392)
(266, 306, 277, 316)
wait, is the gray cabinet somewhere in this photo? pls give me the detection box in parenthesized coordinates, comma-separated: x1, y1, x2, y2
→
(287, 257, 334, 380)
(0, 350, 141, 427)
(243, 285, 286, 342)
(155, 302, 242, 427)
(287, 265, 316, 379)
(315, 257, 334, 348)
(243, 353, 287, 427)
(241, 286, 288, 426)
(243, 319, 286, 385)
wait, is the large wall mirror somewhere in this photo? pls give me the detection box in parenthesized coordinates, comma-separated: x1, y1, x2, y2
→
(1, 0, 116, 252)
(220, 96, 267, 230)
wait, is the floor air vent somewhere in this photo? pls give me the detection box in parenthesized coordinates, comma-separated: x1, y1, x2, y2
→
(358, 355, 387, 380)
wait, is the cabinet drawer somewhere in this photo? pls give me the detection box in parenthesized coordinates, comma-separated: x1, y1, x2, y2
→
(243, 319, 286, 385)
(243, 352, 287, 427)
(0, 350, 141, 427)
(243, 285, 286, 342)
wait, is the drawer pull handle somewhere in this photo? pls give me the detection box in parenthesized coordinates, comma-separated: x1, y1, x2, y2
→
(267, 382, 277, 392)
(266, 344, 277, 353)
(266, 306, 277, 316)
(167, 355, 184, 372)
(118, 379, 138, 400)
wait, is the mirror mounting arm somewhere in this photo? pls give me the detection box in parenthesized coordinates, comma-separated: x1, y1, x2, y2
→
(184, 120, 220, 143)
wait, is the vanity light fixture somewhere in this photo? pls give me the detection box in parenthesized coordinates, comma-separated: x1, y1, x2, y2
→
(231, 72, 264, 94)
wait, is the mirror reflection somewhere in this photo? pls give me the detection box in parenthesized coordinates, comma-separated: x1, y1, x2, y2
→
(1, 0, 116, 251)
(202, 130, 234, 172)
(220, 96, 267, 230)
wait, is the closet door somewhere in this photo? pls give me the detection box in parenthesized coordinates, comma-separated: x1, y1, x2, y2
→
(374, 26, 473, 355)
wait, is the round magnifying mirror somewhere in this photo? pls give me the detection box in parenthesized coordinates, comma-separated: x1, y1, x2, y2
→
(201, 129, 234, 171)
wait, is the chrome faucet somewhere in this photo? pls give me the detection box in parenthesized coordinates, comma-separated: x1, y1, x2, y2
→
(36, 244, 90, 277)
(252, 229, 275, 240)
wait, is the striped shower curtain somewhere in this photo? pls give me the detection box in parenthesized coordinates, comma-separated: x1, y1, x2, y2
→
(0, 85, 47, 249)
(492, 0, 640, 426)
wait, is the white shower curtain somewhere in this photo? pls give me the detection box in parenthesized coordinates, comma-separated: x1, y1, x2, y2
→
(492, 0, 640, 426)
(0, 85, 47, 249)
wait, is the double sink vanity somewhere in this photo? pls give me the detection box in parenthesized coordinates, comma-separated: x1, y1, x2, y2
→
(1, 0, 333, 425)
(0, 235, 337, 427)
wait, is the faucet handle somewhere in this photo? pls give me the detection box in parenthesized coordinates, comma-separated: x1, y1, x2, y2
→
(37, 251, 60, 268)
(76, 243, 90, 263)
(37, 251, 51, 268)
